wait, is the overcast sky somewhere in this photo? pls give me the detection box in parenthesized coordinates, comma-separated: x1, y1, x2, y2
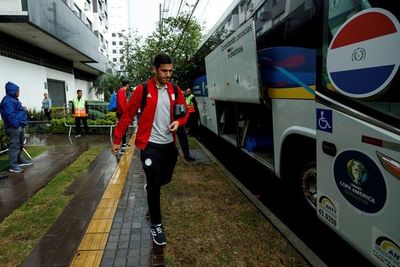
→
(130, 0, 235, 38)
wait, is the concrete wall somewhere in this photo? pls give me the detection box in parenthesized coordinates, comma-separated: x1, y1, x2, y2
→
(0, 55, 98, 111)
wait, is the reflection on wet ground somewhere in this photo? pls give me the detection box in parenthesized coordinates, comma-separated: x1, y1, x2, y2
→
(0, 134, 112, 222)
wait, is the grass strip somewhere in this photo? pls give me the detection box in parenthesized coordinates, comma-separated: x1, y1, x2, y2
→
(0, 146, 48, 172)
(0, 145, 103, 266)
(162, 140, 309, 266)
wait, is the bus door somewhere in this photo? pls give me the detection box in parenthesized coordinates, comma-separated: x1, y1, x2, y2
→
(316, 2, 400, 266)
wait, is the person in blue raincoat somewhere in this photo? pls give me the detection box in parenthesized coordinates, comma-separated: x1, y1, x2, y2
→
(0, 82, 33, 173)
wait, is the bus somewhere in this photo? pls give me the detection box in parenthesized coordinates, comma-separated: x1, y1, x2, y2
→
(190, 1, 400, 266)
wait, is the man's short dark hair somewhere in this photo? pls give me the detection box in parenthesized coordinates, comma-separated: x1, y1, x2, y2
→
(121, 80, 129, 86)
(77, 89, 82, 93)
(153, 53, 172, 68)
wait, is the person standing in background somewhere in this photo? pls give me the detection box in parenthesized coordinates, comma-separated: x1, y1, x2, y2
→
(184, 88, 198, 136)
(41, 92, 52, 120)
(71, 89, 89, 137)
(0, 82, 33, 173)
(116, 80, 131, 153)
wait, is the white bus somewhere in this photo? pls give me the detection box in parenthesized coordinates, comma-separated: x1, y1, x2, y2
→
(191, 1, 400, 266)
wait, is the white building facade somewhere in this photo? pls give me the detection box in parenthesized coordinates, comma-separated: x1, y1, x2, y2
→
(0, 0, 112, 110)
(107, 0, 133, 73)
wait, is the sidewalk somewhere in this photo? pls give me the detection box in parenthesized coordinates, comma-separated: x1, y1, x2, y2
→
(8, 133, 311, 266)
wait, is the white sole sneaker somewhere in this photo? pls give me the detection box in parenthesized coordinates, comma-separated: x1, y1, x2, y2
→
(9, 168, 23, 173)
(19, 162, 33, 167)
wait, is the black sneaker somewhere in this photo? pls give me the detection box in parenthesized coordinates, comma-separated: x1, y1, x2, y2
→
(151, 224, 166, 246)
(122, 143, 132, 149)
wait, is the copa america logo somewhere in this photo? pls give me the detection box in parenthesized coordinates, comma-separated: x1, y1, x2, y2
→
(352, 47, 366, 62)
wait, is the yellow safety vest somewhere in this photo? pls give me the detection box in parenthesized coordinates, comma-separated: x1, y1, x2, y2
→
(73, 97, 88, 117)
(185, 94, 195, 113)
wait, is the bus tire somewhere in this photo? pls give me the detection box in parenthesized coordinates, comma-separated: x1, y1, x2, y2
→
(299, 161, 317, 210)
(281, 136, 317, 212)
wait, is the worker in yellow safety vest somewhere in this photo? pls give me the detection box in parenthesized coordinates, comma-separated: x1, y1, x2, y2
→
(184, 88, 198, 136)
(71, 89, 89, 137)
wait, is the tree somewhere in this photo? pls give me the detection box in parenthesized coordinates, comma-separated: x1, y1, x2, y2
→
(120, 12, 203, 89)
(91, 73, 121, 101)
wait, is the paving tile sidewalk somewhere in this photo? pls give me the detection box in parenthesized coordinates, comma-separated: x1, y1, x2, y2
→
(101, 149, 164, 267)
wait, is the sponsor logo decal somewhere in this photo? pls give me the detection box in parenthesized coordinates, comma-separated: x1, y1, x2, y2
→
(334, 150, 386, 213)
(317, 195, 338, 229)
(372, 228, 400, 267)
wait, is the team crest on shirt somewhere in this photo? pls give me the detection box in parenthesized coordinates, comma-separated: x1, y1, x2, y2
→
(147, 93, 152, 98)
(145, 158, 152, 166)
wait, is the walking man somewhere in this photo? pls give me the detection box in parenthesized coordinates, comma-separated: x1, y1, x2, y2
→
(0, 82, 33, 173)
(116, 80, 131, 153)
(112, 53, 189, 245)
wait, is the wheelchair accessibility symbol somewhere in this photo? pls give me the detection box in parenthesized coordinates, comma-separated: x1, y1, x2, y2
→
(317, 109, 332, 133)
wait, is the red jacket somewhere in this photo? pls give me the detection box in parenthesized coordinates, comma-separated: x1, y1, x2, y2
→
(113, 78, 189, 149)
(116, 87, 128, 114)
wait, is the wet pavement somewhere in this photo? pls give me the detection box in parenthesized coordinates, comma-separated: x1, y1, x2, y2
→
(0, 132, 316, 266)
(101, 149, 163, 267)
(23, 146, 117, 266)
(0, 134, 111, 222)
(1, 133, 209, 266)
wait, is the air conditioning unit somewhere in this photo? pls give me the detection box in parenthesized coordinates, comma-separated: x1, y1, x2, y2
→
(100, 12, 106, 19)
(101, 44, 107, 49)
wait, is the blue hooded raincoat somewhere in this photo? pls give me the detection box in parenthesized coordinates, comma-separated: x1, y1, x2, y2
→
(0, 82, 27, 129)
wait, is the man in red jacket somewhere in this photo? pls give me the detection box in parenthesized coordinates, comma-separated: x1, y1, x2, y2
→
(116, 80, 130, 151)
(112, 53, 189, 246)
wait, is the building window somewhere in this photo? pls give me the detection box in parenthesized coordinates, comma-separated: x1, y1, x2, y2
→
(120, 49, 123, 54)
(86, 19, 92, 30)
(112, 33, 116, 37)
(119, 41, 123, 45)
(113, 58, 117, 62)
(74, 4, 81, 18)
(113, 50, 117, 54)
(112, 41, 116, 45)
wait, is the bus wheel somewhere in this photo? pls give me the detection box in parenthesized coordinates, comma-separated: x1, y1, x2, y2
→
(300, 162, 317, 210)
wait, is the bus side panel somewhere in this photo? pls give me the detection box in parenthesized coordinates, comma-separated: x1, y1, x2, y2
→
(316, 104, 400, 267)
(205, 20, 260, 103)
(272, 98, 316, 179)
(192, 76, 218, 135)
(197, 96, 218, 135)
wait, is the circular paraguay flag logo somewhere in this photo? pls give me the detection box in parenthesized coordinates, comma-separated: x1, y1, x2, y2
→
(327, 8, 400, 98)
